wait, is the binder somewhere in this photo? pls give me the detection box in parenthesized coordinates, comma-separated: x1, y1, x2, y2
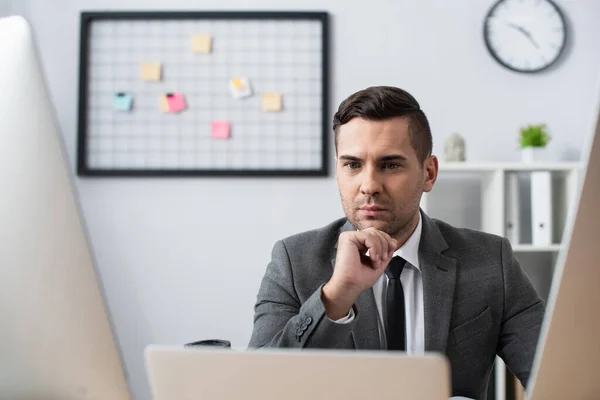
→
(531, 171, 553, 245)
(505, 172, 521, 244)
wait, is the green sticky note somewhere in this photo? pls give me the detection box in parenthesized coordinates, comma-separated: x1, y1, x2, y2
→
(113, 93, 133, 111)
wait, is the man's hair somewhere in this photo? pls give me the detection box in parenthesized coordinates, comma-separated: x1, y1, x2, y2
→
(332, 86, 432, 163)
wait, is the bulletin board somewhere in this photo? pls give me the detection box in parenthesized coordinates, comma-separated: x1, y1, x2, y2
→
(76, 11, 329, 177)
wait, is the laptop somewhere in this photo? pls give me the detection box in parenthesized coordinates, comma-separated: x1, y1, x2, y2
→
(145, 346, 451, 400)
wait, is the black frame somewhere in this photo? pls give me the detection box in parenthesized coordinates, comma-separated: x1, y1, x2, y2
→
(483, 0, 567, 74)
(76, 11, 330, 177)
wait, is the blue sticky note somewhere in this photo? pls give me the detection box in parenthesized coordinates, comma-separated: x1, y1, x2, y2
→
(113, 93, 133, 111)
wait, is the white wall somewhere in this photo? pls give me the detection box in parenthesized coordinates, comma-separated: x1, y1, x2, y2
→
(0, 0, 27, 17)
(19, 0, 600, 399)
(0, 0, 10, 16)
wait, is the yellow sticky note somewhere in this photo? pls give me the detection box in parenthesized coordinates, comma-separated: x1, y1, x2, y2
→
(262, 93, 282, 112)
(159, 95, 169, 112)
(142, 62, 162, 81)
(191, 34, 212, 53)
(231, 78, 244, 89)
(229, 77, 252, 99)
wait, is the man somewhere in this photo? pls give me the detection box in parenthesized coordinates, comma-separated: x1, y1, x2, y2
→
(248, 86, 544, 399)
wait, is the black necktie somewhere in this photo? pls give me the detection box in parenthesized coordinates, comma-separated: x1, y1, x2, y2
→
(385, 256, 407, 351)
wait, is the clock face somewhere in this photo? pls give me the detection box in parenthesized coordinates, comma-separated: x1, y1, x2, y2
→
(484, 0, 567, 73)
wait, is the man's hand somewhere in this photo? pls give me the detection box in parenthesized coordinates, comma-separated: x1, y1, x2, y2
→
(322, 228, 398, 320)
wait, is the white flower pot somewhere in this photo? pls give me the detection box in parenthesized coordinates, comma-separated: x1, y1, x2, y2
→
(521, 147, 545, 163)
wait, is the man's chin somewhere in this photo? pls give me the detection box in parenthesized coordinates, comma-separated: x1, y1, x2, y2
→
(353, 217, 390, 232)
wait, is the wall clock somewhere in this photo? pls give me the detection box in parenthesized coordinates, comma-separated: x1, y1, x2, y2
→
(483, 0, 567, 73)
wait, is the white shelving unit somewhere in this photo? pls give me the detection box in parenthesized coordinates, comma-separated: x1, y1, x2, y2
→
(421, 161, 581, 248)
(512, 244, 563, 252)
(420, 161, 582, 400)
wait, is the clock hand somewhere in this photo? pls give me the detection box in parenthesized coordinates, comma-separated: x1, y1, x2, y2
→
(521, 28, 540, 49)
(506, 22, 524, 32)
(505, 22, 540, 49)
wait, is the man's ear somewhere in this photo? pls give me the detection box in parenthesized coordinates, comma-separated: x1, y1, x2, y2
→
(423, 155, 438, 193)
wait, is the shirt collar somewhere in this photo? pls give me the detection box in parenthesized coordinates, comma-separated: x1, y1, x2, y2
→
(394, 211, 422, 271)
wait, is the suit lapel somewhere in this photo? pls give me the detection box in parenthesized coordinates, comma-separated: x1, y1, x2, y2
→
(419, 212, 457, 353)
(331, 220, 381, 350)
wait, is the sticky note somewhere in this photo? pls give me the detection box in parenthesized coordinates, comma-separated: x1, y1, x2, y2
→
(231, 78, 244, 89)
(166, 93, 186, 113)
(211, 121, 231, 139)
(159, 93, 187, 113)
(261, 93, 283, 112)
(113, 93, 133, 111)
(191, 34, 212, 53)
(159, 95, 170, 112)
(141, 62, 162, 81)
(229, 77, 252, 99)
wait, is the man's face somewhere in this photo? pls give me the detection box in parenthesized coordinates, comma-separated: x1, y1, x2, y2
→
(335, 117, 437, 238)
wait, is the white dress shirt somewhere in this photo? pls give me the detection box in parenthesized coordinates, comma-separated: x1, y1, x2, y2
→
(332, 213, 425, 355)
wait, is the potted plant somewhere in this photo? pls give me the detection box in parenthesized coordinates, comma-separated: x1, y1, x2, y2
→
(519, 123, 551, 162)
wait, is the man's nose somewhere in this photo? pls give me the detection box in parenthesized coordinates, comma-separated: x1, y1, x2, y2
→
(359, 168, 382, 197)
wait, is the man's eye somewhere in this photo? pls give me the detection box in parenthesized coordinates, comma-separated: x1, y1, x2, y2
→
(345, 162, 360, 169)
(384, 163, 399, 169)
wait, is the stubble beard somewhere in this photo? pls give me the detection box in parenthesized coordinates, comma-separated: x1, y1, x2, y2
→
(341, 183, 424, 240)
(349, 208, 412, 239)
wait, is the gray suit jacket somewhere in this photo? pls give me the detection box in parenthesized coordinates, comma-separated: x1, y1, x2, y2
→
(248, 211, 544, 399)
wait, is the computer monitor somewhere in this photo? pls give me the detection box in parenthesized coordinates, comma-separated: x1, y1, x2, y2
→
(0, 16, 131, 399)
(527, 71, 600, 399)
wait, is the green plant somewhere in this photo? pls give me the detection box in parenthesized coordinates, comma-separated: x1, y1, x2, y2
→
(519, 124, 551, 148)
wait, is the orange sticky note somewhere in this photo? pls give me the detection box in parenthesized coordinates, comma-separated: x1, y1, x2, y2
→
(191, 34, 212, 53)
(141, 62, 162, 81)
(211, 121, 230, 139)
(159, 95, 170, 112)
(261, 93, 282, 112)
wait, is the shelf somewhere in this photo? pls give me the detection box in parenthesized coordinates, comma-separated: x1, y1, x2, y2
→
(438, 161, 581, 172)
(512, 244, 563, 252)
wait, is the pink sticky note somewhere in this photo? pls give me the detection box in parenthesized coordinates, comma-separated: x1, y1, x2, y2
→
(166, 93, 186, 113)
(211, 121, 230, 139)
